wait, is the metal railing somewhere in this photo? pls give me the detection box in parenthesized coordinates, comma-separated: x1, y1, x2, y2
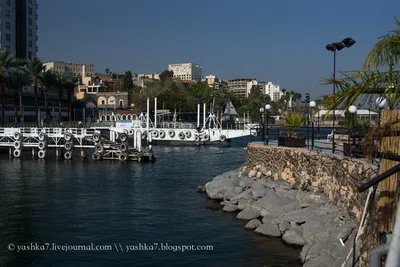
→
(248, 124, 379, 160)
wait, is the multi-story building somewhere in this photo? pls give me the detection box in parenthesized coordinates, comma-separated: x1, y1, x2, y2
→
(202, 74, 221, 90)
(0, 0, 38, 60)
(168, 63, 202, 82)
(228, 78, 258, 98)
(75, 75, 128, 110)
(137, 73, 160, 80)
(43, 61, 95, 77)
(262, 82, 281, 101)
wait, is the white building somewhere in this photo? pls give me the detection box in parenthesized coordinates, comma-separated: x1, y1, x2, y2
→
(0, 0, 38, 60)
(262, 82, 281, 101)
(43, 61, 95, 77)
(168, 63, 202, 82)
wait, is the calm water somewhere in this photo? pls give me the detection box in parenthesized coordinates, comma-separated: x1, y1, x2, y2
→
(0, 143, 300, 267)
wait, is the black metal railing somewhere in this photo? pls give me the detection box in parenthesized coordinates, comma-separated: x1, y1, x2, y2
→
(249, 123, 378, 158)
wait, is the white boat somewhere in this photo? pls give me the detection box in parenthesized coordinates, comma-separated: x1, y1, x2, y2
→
(114, 97, 252, 145)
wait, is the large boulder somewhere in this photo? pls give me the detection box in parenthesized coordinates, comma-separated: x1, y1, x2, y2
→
(205, 176, 239, 200)
(254, 222, 281, 237)
(245, 219, 262, 230)
(239, 177, 256, 189)
(229, 189, 252, 204)
(251, 180, 267, 199)
(237, 198, 255, 211)
(223, 203, 239, 212)
(224, 186, 243, 200)
(253, 188, 298, 217)
(282, 223, 307, 246)
(237, 207, 260, 220)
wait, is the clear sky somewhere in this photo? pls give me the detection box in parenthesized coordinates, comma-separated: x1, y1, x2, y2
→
(38, 0, 400, 98)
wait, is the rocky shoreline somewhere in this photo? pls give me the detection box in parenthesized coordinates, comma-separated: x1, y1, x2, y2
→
(201, 166, 360, 267)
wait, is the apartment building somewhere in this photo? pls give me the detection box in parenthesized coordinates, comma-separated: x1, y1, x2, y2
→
(228, 78, 258, 98)
(202, 74, 221, 89)
(43, 61, 95, 77)
(137, 73, 160, 80)
(262, 82, 281, 101)
(168, 63, 202, 82)
(0, 0, 38, 60)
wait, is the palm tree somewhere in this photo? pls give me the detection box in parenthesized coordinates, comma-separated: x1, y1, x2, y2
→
(0, 49, 16, 125)
(55, 72, 75, 121)
(5, 67, 32, 123)
(39, 69, 57, 121)
(27, 57, 44, 124)
(66, 78, 76, 121)
(364, 17, 400, 69)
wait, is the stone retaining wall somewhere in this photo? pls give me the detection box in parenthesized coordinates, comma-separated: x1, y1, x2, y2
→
(243, 144, 376, 220)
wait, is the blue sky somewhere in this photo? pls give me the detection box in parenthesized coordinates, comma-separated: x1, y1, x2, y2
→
(38, 0, 400, 98)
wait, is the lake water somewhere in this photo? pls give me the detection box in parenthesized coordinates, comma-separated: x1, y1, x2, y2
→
(0, 143, 301, 267)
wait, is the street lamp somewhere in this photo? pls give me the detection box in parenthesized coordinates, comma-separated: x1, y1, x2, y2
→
(348, 105, 357, 150)
(326, 37, 356, 154)
(260, 107, 265, 144)
(375, 97, 386, 127)
(309, 101, 316, 149)
(265, 104, 271, 145)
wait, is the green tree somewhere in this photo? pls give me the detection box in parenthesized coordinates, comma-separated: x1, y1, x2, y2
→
(113, 79, 125, 92)
(105, 68, 110, 75)
(159, 70, 174, 82)
(5, 67, 31, 123)
(56, 72, 74, 121)
(39, 69, 57, 121)
(0, 49, 17, 124)
(124, 71, 134, 90)
(238, 86, 271, 122)
(27, 57, 44, 124)
(283, 112, 306, 137)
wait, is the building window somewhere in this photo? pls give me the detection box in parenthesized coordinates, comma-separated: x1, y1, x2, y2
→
(101, 100, 105, 105)
(6, 34, 10, 42)
(29, 29, 32, 37)
(6, 0, 10, 6)
(36, 46, 38, 52)
(28, 7, 32, 15)
(6, 10, 10, 17)
(36, 35, 38, 41)
(28, 40, 32, 47)
(29, 18, 32, 25)
(28, 52, 32, 59)
(6, 22, 10, 30)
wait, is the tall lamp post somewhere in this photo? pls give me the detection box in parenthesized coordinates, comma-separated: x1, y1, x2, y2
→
(259, 107, 265, 144)
(376, 97, 387, 126)
(309, 101, 316, 150)
(326, 37, 356, 154)
(375, 97, 386, 167)
(348, 105, 357, 151)
(265, 104, 271, 145)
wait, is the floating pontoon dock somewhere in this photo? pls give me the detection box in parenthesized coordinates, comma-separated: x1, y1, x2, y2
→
(0, 127, 155, 162)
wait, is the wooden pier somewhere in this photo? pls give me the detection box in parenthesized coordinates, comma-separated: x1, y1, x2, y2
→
(0, 127, 155, 162)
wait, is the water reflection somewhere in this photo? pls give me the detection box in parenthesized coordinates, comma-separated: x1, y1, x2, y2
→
(0, 146, 300, 267)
